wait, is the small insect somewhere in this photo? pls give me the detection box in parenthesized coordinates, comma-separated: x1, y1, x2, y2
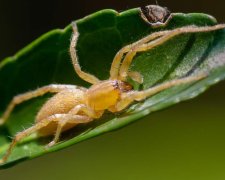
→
(140, 5, 172, 27)
(0, 9, 225, 163)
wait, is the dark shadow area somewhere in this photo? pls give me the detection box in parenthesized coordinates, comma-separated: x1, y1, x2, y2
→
(186, 30, 223, 76)
(153, 34, 196, 85)
(0, 0, 224, 60)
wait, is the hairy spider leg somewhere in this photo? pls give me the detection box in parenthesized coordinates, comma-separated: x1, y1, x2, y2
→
(70, 23, 101, 84)
(0, 85, 81, 125)
(46, 104, 103, 148)
(118, 24, 225, 81)
(115, 74, 206, 111)
(0, 114, 91, 164)
(109, 30, 169, 80)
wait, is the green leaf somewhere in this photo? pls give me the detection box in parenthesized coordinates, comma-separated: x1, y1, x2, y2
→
(0, 7, 225, 168)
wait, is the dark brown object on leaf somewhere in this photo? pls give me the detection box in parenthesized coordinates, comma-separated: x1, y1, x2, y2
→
(140, 5, 172, 27)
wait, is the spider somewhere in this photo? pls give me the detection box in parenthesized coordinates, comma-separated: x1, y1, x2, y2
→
(0, 21, 224, 164)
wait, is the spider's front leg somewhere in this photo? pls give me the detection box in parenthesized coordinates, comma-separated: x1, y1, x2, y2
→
(117, 24, 225, 82)
(115, 74, 206, 111)
(109, 30, 167, 81)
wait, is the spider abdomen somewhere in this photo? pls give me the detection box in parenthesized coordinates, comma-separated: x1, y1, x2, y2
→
(36, 89, 85, 136)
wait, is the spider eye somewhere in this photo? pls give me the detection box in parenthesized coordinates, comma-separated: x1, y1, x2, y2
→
(119, 81, 133, 92)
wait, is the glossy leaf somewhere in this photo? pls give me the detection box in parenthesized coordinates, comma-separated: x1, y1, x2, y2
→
(0, 7, 225, 168)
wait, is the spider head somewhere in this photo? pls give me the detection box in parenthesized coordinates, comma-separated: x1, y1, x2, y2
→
(116, 81, 133, 92)
(86, 80, 133, 111)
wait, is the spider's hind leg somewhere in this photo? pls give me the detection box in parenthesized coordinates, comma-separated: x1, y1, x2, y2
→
(45, 114, 92, 148)
(0, 113, 91, 164)
(46, 104, 98, 148)
(0, 115, 57, 164)
(0, 85, 76, 126)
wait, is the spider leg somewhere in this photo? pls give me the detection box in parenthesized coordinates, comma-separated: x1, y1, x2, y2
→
(70, 22, 101, 84)
(46, 114, 92, 148)
(115, 74, 206, 111)
(0, 114, 90, 163)
(46, 104, 103, 148)
(118, 24, 225, 81)
(69, 104, 103, 119)
(110, 30, 168, 80)
(0, 84, 81, 125)
(127, 71, 144, 84)
(0, 113, 90, 164)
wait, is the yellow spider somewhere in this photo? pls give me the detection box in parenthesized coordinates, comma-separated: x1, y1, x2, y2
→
(0, 20, 224, 164)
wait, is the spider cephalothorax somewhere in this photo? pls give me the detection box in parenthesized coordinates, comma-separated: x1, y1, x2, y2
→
(0, 11, 224, 164)
(86, 80, 133, 110)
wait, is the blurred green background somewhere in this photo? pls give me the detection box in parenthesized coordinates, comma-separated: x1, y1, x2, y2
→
(0, 0, 225, 179)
